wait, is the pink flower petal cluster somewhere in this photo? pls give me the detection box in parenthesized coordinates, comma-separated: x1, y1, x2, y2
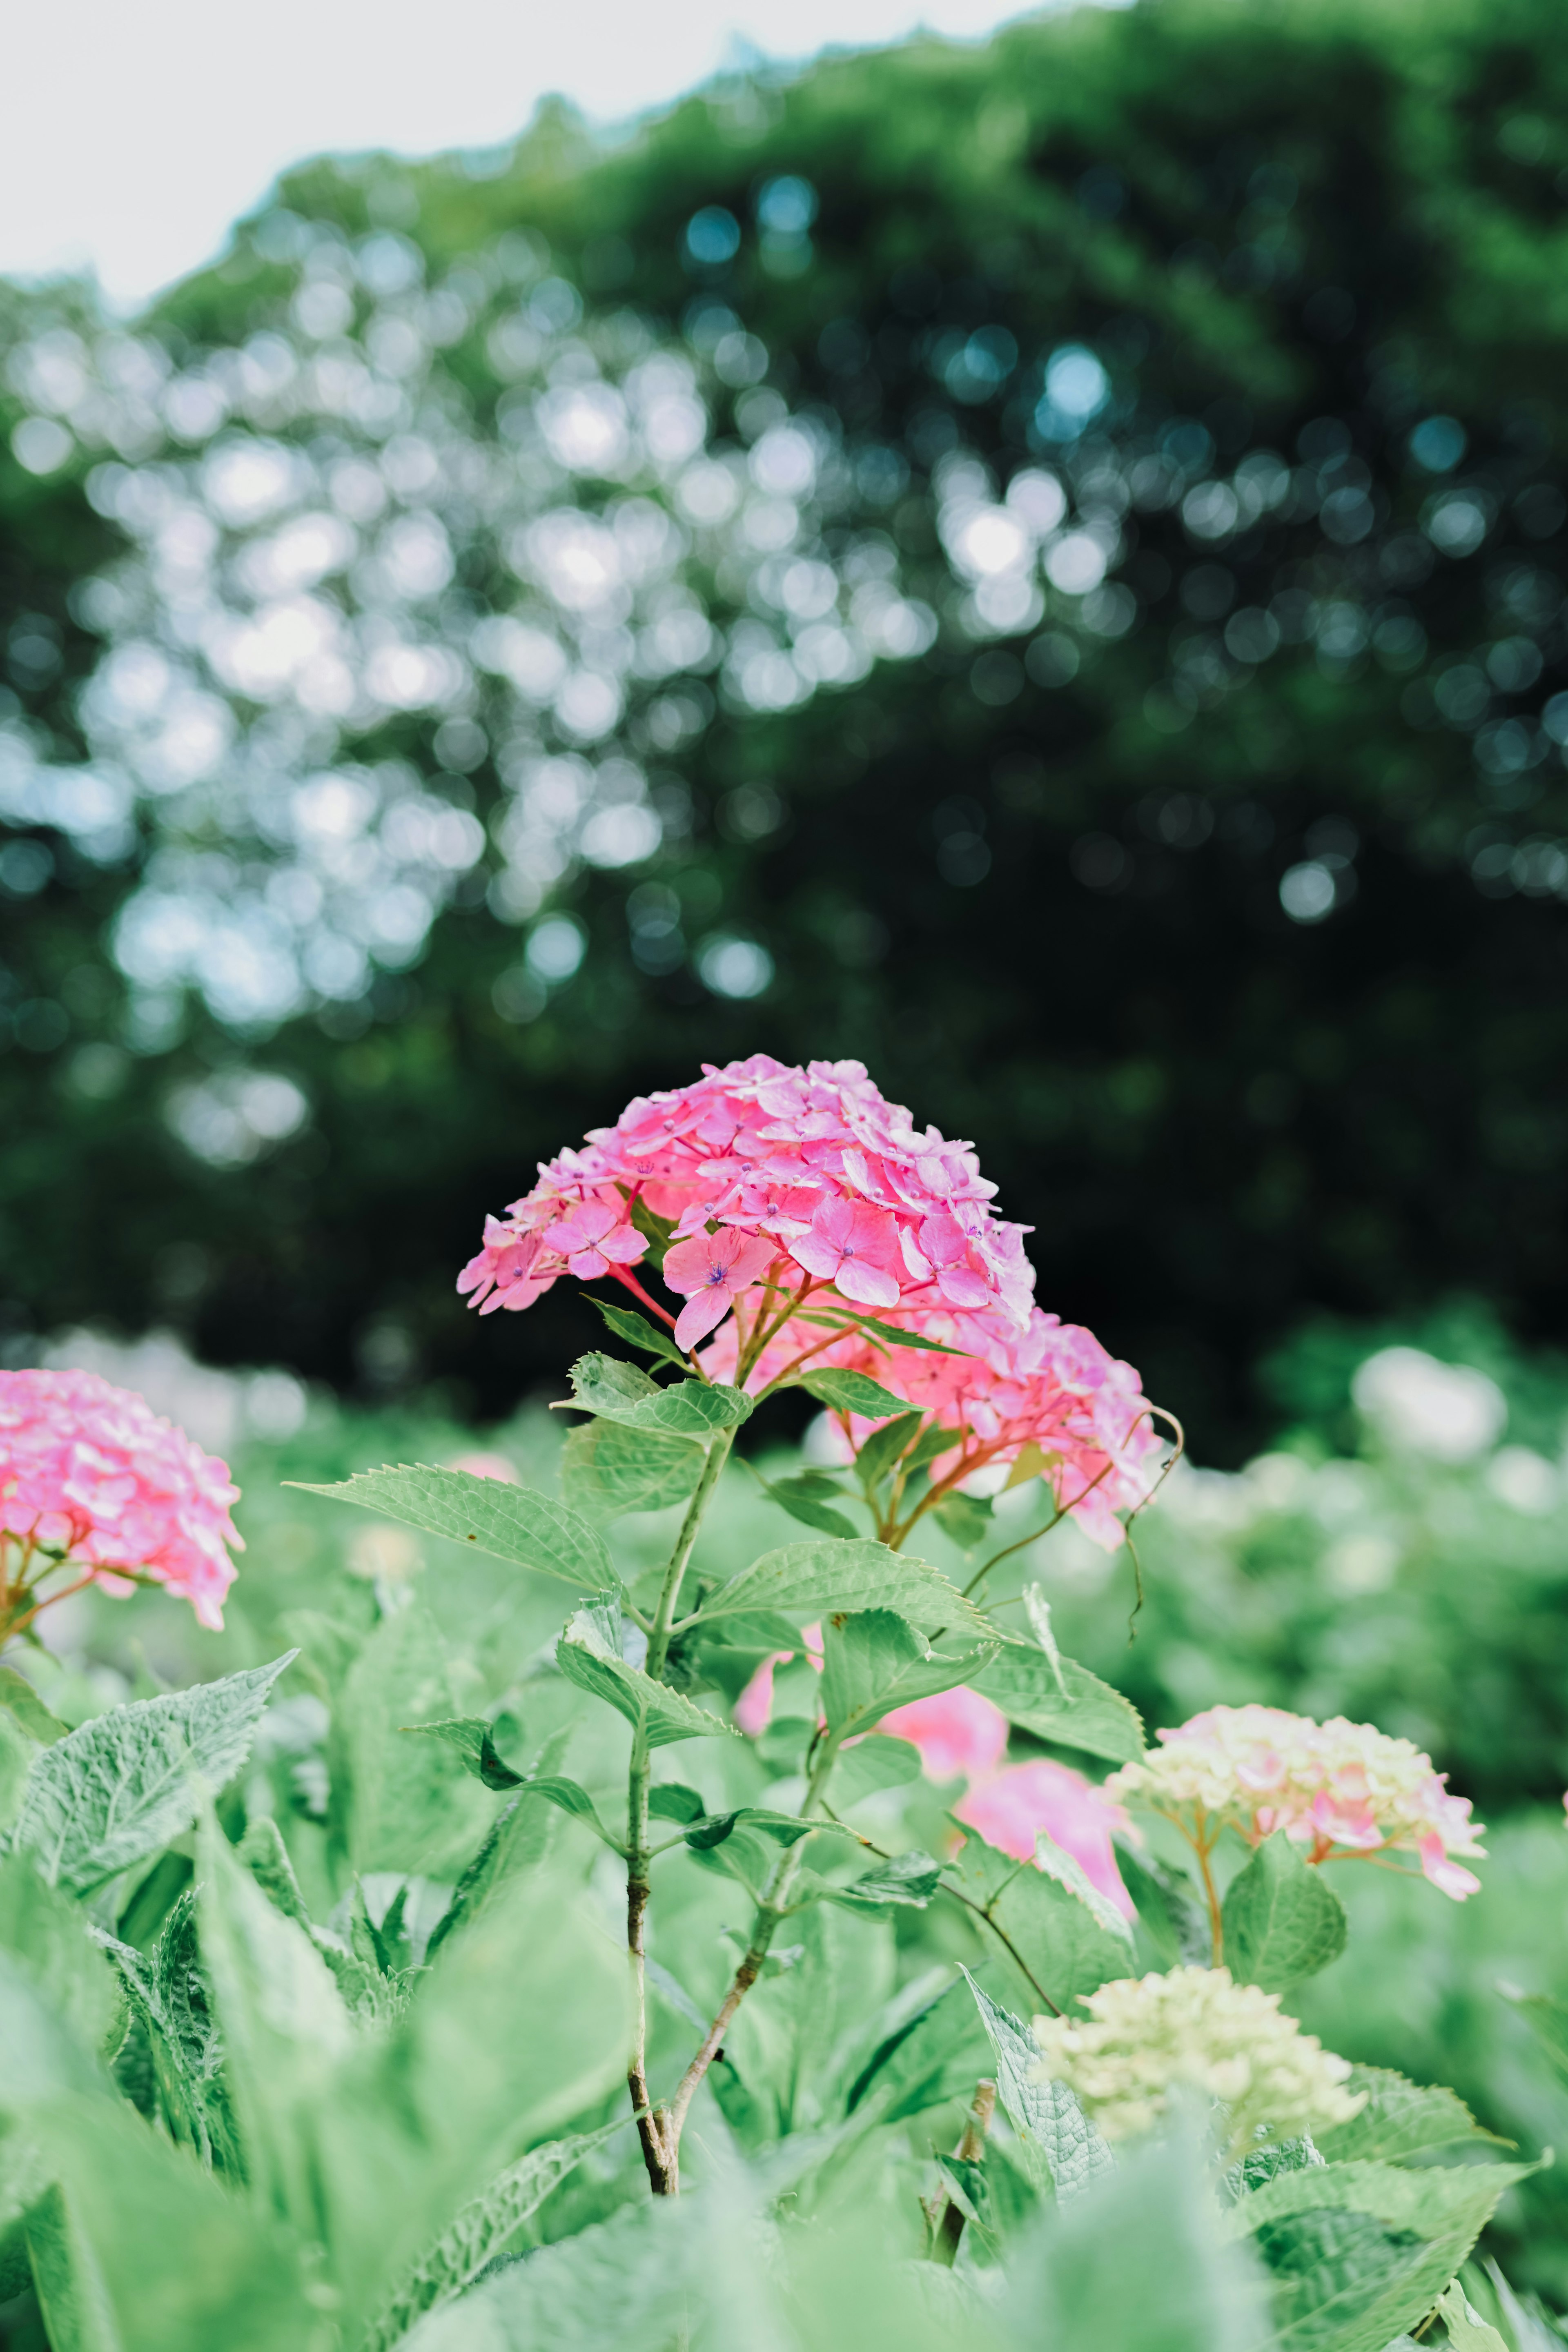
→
(457, 1056, 1035, 1351)
(1107, 1702, 1486, 1900)
(717, 1303, 1161, 1549)
(0, 1369, 243, 1630)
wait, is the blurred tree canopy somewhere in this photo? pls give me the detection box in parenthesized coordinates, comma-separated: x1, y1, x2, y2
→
(4, 0, 1568, 1456)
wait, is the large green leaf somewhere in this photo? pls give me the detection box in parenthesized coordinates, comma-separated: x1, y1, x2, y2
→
(194, 1814, 354, 2234)
(845, 1972, 995, 2126)
(560, 1420, 703, 1517)
(95, 1887, 243, 2170)
(565, 1354, 753, 1434)
(364, 2118, 630, 2352)
(329, 1603, 492, 1877)
(10, 1655, 294, 1896)
(1221, 1834, 1348, 1992)
(829, 1735, 922, 1805)
(815, 1851, 942, 1912)
(555, 1599, 739, 1746)
(972, 1646, 1145, 1764)
(291, 1462, 615, 1588)
(1011, 2128, 1264, 2352)
(963, 1970, 1112, 2200)
(24, 2094, 313, 2352)
(702, 1538, 995, 1637)
(1311, 2067, 1506, 2166)
(819, 1610, 996, 1742)
(945, 1819, 1133, 2011)
(1225, 2157, 1535, 2352)
(0, 1668, 68, 1747)
(0, 1853, 116, 2058)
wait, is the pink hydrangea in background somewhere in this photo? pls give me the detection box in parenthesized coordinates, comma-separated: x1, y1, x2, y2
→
(0, 1368, 243, 1631)
(457, 1057, 1035, 1366)
(880, 1686, 1010, 1782)
(956, 1760, 1135, 1919)
(1108, 1702, 1486, 1900)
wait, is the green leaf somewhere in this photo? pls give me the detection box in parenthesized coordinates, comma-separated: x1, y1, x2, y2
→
(1227, 2158, 1538, 2352)
(829, 1734, 922, 1805)
(1221, 1833, 1349, 1992)
(565, 1353, 753, 1434)
(364, 2118, 632, 2352)
(555, 1603, 739, 1746)
(945, 1818, 1133, 2009)
(761, 1474, 860, 1539)
(702, 1537, 996, 1637)
(845, 1971, 993, 2122)
(626, 1192, 675, 1269)
(1436, 2283, 1509, 2350)
(853, 1411, 925, 1488)
(403, 1716, 526, 1790)
(24, 2095, 314, 2352)
(932, 1492, 992, 1551)
(0, 1668, 68, 1746)
(1312, 2066, 1508, 2165)
(588, 1295, 688, 1366)
(1116, 1846, 1209, 1967)
(291, 1461, 615, 1588)
(94, 1888, 243, 2169)
(10, 1654, 295, 1896)
(518, 1776, 623, 1851)
(819, 1610, 994, 1740)
(687, 1808, 855, 1852)
(648, 1782, 706, 1823)
(816, 1849, 941, 1911)
(329, 1603, 492, 1878)
(800, 1367, 910, 1417)
(962, 1969, 1113, 2199)
(1500, 1987, 1568, 2089)
(427, 1728, 572, 1959)
(560, 1420, 703, 1517)
(972, 1646, 1145, 1764)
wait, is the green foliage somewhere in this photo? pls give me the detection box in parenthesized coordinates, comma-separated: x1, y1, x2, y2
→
(704, 1539, 993, 1635)
(798, 1370, 910, 1419)
(0, 1377, 1549, 2345)
(296, 1463, 617, 1589)
(1223, 1835, 1350, 1993)
(10, 1656, 294, 1894)
(565, 1357, 753, 1437)
(561, 1423, 704, 1517)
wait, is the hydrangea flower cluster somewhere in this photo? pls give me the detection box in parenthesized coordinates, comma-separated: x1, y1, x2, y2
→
(0, 1368, 243, 1631)
(458, 1055, 1034, 1352)
(1107, 1703, 1486, 1900)
(789, 1305, 1164, 1549)
(1031, 1966, 1365, 2158)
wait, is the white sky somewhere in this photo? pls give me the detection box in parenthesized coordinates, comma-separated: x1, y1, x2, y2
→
(3, 0, 1031, 310)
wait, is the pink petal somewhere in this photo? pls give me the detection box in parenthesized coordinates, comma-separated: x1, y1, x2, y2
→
(664, 1233, 722, 1296)
(880, 1687, 1009, 1784)
(673, 1288, 735, 1351)
(832, 1257, 902, 1309)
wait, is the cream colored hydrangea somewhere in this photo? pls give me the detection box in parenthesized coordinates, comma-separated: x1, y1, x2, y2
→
(1105, 1703, 1485, 1898)
(1032, 1966, 1365, 2160)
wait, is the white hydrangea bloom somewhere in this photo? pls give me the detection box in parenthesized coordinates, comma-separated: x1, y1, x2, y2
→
(1032, 1966, 1364, 2160)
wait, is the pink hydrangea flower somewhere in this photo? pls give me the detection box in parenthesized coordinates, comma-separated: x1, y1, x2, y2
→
(457, 1056, 1037, 1367)
(716, 1302, 1162, 1551)
(957, 1759, 1136, 1919)
(663, 1228, 777, 1352)
(1107, 1703, 1487, 1900)
(0, 1368, 243, 1631)
(879, 1686, 1010, 1782)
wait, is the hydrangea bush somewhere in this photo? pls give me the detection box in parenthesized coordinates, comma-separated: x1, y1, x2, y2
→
(0, 1056, 1548, 2351)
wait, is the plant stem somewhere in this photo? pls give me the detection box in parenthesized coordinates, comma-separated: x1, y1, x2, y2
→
(625, 1429, 735, 2196)
(659, 1731, 840, 2174)
(1194, 1818, 1225, 1967)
